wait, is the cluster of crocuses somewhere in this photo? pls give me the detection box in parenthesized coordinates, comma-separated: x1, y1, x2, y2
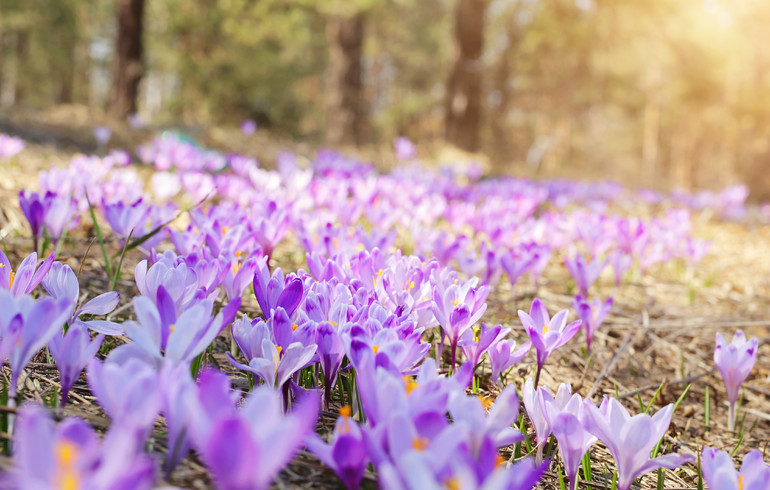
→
(0, 131, 763, 489)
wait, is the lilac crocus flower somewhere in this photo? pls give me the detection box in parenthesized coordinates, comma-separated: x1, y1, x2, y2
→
(522, 378, 573, 462)
(572, 294, 612, 355)
(93, 126, 112, 146)
(226, 338, 316, 394)
(0, 250, 55, 297)
(306, 406, 368, 490)
(48, 323, 104, 406)
(240, 119, 258, 135)
(543, 394, 597, 490)
(18, 190, 50, 249)
(188, 371, 320, 490)
(43, 262, 123, 335)
(489, 339, 531, 385)
(701, 447, 770, 490)
(253, 265, 304, 319)
(316, 321, 346, 409)
(135, 254, 199, 310)
(101, 198, 149, 239)
(564, 254, 607, 296)
(159, 361, 196, 478)
(458, 323, 508, 368)
(42, 193, 79, 242)
(518, 298, 581, 387)
(223, 252, 263, 301)
(0, 133, 25, 159)
(582, 397, 694, 490)
(114, 288, 240, 367)
(0, 290, 73, 398)
(430, 277, 488, 371)
(86, 358, 161, 432)
(393, 136, 417, 161)
(9, 404, 156, 490)
(500, 249, 533, 288)
(714, 331, 758, 430)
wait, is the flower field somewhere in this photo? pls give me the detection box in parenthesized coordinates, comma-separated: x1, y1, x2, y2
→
(0, 130, 767, 490)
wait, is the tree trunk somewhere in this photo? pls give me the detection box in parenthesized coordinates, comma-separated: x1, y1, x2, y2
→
(445, 0, 487, 153)
(110, 0, 145, 119)
(326, 13, 366, 146)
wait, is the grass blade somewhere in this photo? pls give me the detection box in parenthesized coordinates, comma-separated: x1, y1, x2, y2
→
(85, 191, 113, 279)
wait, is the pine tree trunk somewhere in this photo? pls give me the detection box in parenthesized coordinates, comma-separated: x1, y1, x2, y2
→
(326, 13, 366, 146)
(110, 0, 145, 119)
(445, 0, 487, 153)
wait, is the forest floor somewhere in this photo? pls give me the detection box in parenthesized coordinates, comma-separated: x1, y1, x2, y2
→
(0, 110, 768, 489)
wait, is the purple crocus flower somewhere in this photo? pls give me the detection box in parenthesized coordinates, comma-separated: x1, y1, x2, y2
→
(393, 136, 417, 161)
(0, 133, 25, 159)
(489, 339, 531, 385)
(522, 378, 573, 462)
(543, 393, 597, 489)
(714, 331, 758, 430)
(0, 250, 55, 297)
(86, 358, 161, 433)
(9, 404, 156, 490)
(223, 252, 263, 301)
(316, 321, 346, 409)
(42, 193, 79, 242)
(18, 190, 49, 249)
(306, 406, 368, 490)
(240, 119, 258, 135)
(701, 447, 770, 490)
(43, 262, 123, 335)
(582, 397, 694, 490)
(252, 265, 304, 319)
(458, 323, 508, 368)
(226, 338, 317, 394)
(500, 249, 533, 288)
(48, 323, 104, 406)
(188, 371, 320, 490)
(0, 290, 73, 399)
(430, 276, 488, 371)
(101, 198, 149, 239)
(135, 254, 200, 310)
(518, 298, 581, 387)
(114, 288, 240, 367)
(564, 254, 607, 296)
(159, 361, 196, 478)
(93, 126, 112, 146)
(572, 294, 612, 355)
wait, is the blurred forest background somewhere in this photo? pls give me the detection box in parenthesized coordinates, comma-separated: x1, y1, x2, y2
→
(1, 0, 770, 198)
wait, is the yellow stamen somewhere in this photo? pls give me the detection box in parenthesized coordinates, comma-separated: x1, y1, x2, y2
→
(495, 454, 505, 468)
(339, 405, 352, 434)
(0, 263, 4, 268)
(372, 345, 379, 354)
(377, 269, 383, 277)
(169, 324, 176, 334)
(403, 376, 419, 395)
(412, 437, 429, 451)
(542, 323, 549, 334)
(54, 441, 80, 490)
(445, 478, 460, 490)
(8, 271, 14, 289)
(291, 323, 298, 332)
(478, 394, 494, 410)
(221, 227, 228, 236)
(739, 475, 744, 490)
(406, 281, 415, 292)
(452, 299, 459, 307)
(330, 321, 338, 327)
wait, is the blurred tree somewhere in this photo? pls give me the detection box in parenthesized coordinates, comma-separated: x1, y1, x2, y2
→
(445, 0, 487, 152)
(325, 12, 366, 145)
(110, 0, 145, 119)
